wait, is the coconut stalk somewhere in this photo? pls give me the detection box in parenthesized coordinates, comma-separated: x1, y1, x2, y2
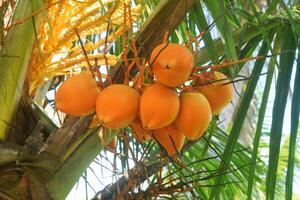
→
(0, 0, 44, 140)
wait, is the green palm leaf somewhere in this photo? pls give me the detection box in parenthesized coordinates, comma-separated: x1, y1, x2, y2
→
(285, 43, 300, 200)
(246, 34, 280, 200)
(266, 25, 297, 200)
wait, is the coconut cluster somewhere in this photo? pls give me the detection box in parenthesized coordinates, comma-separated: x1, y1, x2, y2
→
(54, 43, 233, 156)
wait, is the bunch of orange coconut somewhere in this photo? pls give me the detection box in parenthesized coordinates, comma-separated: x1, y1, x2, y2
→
(55, 43, 233, 156)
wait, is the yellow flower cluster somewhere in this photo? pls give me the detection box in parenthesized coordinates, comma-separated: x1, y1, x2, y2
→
(28, 0, 141, 94)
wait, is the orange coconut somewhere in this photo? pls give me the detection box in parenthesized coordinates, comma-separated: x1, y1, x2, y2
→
(139, 83, 180, 130)
(130, 117, 152, 142)
(150, 43, 194, 87)
(96, 84, 140, 129)
(175, 92, 211, 141)
(198, 71, 233, 115)
(153, 123, 185, 156)
(55, 73, 100, 116)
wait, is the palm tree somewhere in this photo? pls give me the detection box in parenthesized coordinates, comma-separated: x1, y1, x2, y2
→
(0, 0, 299, 199)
